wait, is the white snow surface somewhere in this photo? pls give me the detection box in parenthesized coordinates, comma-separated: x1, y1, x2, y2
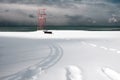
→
(66, 65, 82, 80)
(10, 66, 43, 80)
(102, 67, 120, 80)
(0, 30, 120, 80)
(0, 30, 120, 39)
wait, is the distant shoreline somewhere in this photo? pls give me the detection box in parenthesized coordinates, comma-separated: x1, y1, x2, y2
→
(0, 26, 120, 31)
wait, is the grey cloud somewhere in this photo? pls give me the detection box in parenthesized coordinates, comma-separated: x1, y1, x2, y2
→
(0, 0, 120, 26)
(65, 15, 96, 25)
(0, 0, 36, 4)
(29, 14, 35, 18)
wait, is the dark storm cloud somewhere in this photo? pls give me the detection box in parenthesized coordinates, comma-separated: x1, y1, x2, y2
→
(0, 0, 120, 26)
(108, 0, 120, 3)
(65, 15, 95, 25)
(0, 3, 37, 24)
(0, 0, 36, 4)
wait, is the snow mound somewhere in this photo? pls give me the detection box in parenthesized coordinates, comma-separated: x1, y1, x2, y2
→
(21, 67, 42, 80)
(65, 65, 82, 80)
(7, 66, 44, 80)
(102, 67, 120, 80)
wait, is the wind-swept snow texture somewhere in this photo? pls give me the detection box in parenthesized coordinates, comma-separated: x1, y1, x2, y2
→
(66, 65, 82, 80)
(6, 67, 43, 80)
(0, 41, 63, 80)
(1, 31, 120, 80)
(102, 67, 120, 80)
(0, 30, 120, 39)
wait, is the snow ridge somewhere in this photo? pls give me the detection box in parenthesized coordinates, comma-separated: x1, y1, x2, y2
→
(66, 65, 83, 80)
(102, 67, 120, 80)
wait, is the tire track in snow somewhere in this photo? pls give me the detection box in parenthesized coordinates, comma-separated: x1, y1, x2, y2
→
(99, 46, 108, 50)
(81, 41, 120, 54)
(88, 43, 97, 47)
(0, 43, 63, 80)
(102, 67, 120, 80)
(81, 41, 120, 80)
(34, 43, 63, 70)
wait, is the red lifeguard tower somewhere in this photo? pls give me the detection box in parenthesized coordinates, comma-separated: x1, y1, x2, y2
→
(38, 8, 46, 30)
(37, 8, 52, 34)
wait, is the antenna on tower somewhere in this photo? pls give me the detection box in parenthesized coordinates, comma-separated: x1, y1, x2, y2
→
(37, 8, 52, 34)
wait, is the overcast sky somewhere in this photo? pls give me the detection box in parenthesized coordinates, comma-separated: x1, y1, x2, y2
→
(0, 0, 120, 26)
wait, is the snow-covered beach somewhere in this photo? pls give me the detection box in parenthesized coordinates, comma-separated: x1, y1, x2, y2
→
(0, 30, 120, 80)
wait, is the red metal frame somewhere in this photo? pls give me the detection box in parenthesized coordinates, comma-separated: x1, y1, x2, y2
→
(37, 8, 46, 30)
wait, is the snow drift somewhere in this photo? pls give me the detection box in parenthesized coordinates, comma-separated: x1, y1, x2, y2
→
(65, 65, 82, 80)
(102, 67, 120, 80)
(5, 66, 44, 80)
